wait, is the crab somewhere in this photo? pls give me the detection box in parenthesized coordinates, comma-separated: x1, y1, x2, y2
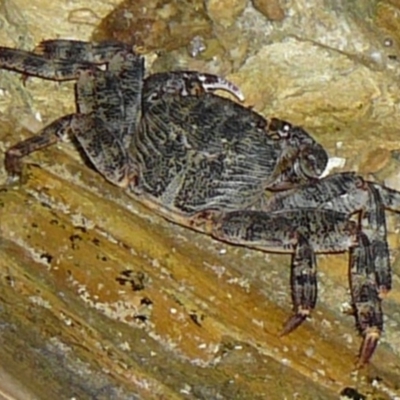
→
(0, 39, 399, 367)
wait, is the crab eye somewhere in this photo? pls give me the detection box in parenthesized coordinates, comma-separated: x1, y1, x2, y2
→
(299, 144, 328, 179)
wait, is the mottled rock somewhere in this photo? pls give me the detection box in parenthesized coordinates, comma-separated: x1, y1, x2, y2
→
(92, 0, 212, 52)
(205, 0, 247, 27)
(231, 38, 383, 128)
(387, 0, 400, 8)
(376, 1, 400, 46)
(358, 147, 392, 175)
(251, 0, 285, 21)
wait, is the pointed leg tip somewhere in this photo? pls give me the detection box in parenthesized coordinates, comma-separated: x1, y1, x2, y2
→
(357, 329, 380, 367)
(279, 312, 308, 337)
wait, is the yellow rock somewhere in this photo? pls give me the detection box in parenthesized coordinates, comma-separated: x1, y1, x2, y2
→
(205, 0, 247, 28)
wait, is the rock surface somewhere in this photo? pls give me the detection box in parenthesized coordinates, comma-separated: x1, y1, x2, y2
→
(1, 0, 400, 399)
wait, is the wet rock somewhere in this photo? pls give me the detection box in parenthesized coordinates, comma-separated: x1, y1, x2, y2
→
(205, 0, 247, 27)
(230, 37, 384, 130)
(376, 1, 400, 48)
(92, 0, 212, 52)
(358, 147, 392, 176)
(251, 0, 285, 21)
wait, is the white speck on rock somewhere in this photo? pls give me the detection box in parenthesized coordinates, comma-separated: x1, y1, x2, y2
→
(305, 347, 314, 357)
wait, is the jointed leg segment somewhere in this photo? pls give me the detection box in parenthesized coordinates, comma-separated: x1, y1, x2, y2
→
(282, 233, 317, 336)
(349, 232, 383, 366)
(5, 114, 75, 179)
(205, 171, 397, 365)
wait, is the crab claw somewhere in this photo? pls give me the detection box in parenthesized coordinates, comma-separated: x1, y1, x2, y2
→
(280, 311, 308, 336)
(357, 327, 380, 367)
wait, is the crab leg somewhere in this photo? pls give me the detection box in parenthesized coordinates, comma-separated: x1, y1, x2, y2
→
(70, 114, 136, 187)
(4, 110, 135, 187)
(264, 172, 392, 364)
(85, 50, 144, 148)
(265, 173, 392, 295)
(59, 42, 245, 105)
(349, 232, 383, 366)
(34, 39, 132, 63)
(375, 182, 400, 211)
(209, 208, 358, 333)
(5, 114, 75, 180)
(0, 40, 137, 81)
(143, 71, 244, 103)
(72, 51, 143, 179)
(3, 43, 143, 185)
(264, 172, 365, 212)
(195, 72, 244, 101)
(361, 184, 391, 295)
(4, 113, 135, 189)
(281, 233, 317, 336)
(0, 47, 95, 81)
(210, 205, 383, 364)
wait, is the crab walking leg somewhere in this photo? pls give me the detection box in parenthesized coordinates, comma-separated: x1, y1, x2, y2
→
(4, 113, 135, 187)
(361, 184, 391, 295)
(373, 184, 400, 288)
(349, 232, 383, 366)
(0, 41, 137, 81)
(264, 172, 366, 213)
(194, 72, 244, 101)
(4, 114, 75, 179)
(3, 48, 143, 184)
(281, 234, 317, 335)
(2, 68, 99, 179)
(375, 182, 400, 211)
(72, 50, 145, 148)
(70, 115, 136, 188)
(114, 52, 144, 141)
(0, 47, 96, 81)
(72, 52, 143, 182)
(33, 40, 245, 103)
(143, 71, 245, 103)
(34, 39, 132, 64)
(265, 173, 392, 295)
(209, 209, 358, 333)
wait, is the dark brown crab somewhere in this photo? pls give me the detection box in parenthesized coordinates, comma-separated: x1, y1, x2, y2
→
(0, 39, 398, 367)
